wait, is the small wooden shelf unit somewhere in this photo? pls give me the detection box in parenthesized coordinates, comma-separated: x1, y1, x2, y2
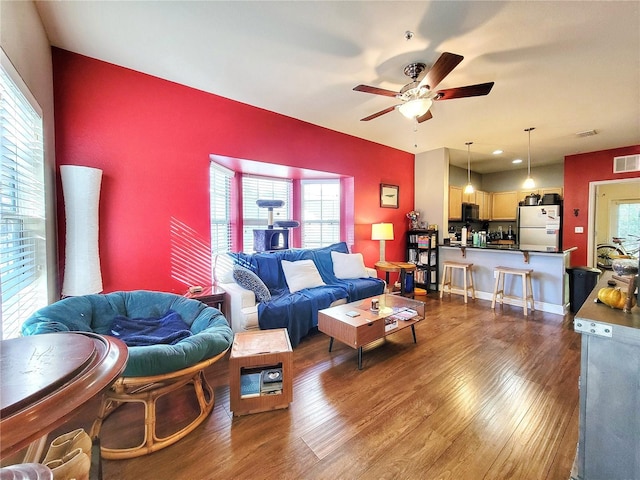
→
(406, 228, 439, 293)
(229, 328, 293, 416)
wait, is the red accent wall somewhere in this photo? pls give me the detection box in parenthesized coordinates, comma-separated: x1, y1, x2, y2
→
(564, 145, 640, 266)
(52, 49, 414, 294)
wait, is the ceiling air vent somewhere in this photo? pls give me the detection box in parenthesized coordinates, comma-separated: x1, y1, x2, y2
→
(613, 154, 640, 173)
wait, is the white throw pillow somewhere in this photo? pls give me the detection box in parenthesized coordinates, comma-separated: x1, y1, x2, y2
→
(331, 251, 369, 279)
(281, 259, 326, 293)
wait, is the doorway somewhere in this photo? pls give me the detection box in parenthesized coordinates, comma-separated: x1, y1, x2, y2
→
(590, 178, 640, 267)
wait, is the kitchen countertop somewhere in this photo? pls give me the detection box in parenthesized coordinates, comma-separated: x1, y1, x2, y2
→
(575, 271, 640, 334)
(439, 243, 577, 314)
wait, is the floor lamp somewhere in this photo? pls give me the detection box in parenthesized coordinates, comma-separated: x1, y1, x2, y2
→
(371, 223, 394, 262)
(61, 165, 103, 296)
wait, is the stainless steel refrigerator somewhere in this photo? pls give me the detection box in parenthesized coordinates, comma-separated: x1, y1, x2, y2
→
(517, 204, 562, 251)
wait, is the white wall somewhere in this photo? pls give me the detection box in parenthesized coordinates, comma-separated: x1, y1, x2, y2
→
(1, 0, 58, 301)
(415, 148, 449, 240)
(449, 164, 482, 188)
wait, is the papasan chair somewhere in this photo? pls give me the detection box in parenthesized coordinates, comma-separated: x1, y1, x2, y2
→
(22, 290, 233, 459)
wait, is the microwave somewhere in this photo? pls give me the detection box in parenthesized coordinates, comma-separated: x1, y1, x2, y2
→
(462, 203, 479, 222)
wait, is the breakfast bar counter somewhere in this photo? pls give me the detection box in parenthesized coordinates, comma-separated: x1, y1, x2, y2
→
(439, 244, 577, 314)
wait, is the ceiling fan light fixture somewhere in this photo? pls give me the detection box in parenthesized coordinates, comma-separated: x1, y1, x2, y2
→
(398, 98, 432, 119)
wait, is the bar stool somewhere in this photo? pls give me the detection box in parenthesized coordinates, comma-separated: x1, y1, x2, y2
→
(491, 266, 535, 316)
(440, 261, 475, 303)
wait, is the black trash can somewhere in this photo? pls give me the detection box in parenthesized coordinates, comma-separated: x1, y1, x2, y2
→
(566, 266, 601, 313)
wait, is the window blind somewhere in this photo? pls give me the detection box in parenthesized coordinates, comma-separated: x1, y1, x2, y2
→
(241, 175, 291, 251)
(301, 180, 340, 248)
(209, 163, 233, 256)
(0, 60, 47, 340)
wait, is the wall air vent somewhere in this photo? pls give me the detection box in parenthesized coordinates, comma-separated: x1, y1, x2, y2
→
(613, 154, 640, 173)
(576, 129, 597, 137)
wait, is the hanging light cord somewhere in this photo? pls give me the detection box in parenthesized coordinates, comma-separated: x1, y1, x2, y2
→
(466, 141, 473, 183)
(525, 127, 535, 177)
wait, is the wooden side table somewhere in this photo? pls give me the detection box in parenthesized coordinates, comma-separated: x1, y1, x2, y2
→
(374, 261, 417, 295)
(229, 329, 293, 416)
(184, 285, 226, 318)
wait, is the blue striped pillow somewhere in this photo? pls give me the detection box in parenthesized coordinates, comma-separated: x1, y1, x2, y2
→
(233, 265, 271, 303)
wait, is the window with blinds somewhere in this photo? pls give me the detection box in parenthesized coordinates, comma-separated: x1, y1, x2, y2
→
(301, 180, 340, 248)
(241, 175, 291, 251)
(1, 60, 48, 340)
(209, 163, 233, 256)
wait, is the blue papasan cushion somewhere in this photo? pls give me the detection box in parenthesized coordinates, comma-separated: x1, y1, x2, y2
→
(21, 290, 234, 377)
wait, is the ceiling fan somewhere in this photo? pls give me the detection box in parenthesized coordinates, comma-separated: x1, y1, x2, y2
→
(354, 52, 494, 123)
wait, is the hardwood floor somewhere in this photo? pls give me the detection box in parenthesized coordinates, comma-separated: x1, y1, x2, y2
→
(101, 295, 580, 480)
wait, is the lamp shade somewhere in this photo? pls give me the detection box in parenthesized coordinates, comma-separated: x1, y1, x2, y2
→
(522, 176, 536, 189)
(398, 98, 432, 119)
(61, 165, 103, 296)
(372, 223, 394, 241)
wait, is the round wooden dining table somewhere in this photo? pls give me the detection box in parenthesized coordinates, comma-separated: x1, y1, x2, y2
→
(0, 332, 128, 459)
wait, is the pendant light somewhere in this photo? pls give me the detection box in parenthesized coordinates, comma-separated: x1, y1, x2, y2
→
(464, 141, 474, 195)
(523, 127, 536, 189)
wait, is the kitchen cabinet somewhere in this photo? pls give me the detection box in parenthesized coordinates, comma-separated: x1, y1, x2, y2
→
(539, 186, 563, 198)
(462, 190, 476, 204)
(518, 188, 564, 203)
(490, 191, 518, 220)
(448, 186, 463, 220)
(518, 189, 538, 203)
(476, 190, 490, 220)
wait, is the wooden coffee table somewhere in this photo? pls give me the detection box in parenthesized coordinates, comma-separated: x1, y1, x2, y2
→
(318, 294, 425, 369)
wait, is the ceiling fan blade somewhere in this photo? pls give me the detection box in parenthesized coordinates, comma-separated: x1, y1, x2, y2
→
(353, 84, 399, 98)
(360, 105, 397, 121)
(419, 52, 464, 90)
(434, 82, 495, 100)
(416, 110, 433, 123)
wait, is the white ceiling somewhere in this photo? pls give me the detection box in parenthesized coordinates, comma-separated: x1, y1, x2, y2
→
(35, 0, 640, 174)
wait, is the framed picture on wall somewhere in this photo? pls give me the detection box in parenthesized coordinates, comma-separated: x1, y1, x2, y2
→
(380, 184, 399, 208)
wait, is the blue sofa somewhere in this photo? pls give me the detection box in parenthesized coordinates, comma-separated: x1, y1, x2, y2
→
(223, 242, 385, 346)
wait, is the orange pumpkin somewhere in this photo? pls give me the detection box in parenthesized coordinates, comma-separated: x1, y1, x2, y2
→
(597, 287, 636, 310)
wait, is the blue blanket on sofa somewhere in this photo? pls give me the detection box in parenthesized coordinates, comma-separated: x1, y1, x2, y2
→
(230, 242, 385, 346)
